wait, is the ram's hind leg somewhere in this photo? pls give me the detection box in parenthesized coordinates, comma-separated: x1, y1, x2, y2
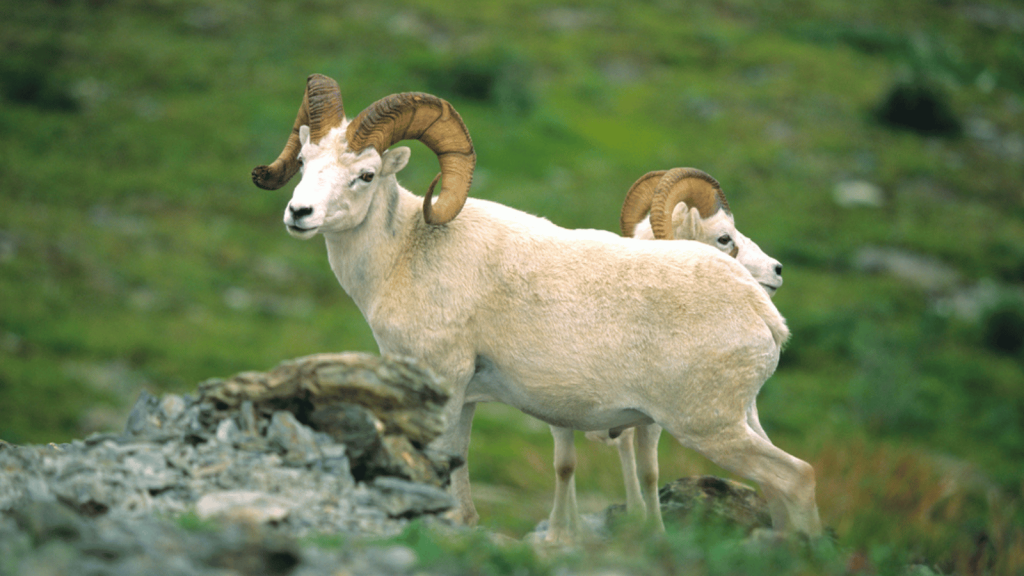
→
(547, 426, 582, 543)
(669, 422, 822, 537)
(745, 403, 790, 531)
(608, 428, 645, 516)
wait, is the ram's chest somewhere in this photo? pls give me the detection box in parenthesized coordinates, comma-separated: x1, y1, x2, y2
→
(364, 286, 474, 357)
(364, 296, 424, 353)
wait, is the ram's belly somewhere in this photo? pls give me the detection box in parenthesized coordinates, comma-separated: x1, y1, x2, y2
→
(464, 354, 655, 431)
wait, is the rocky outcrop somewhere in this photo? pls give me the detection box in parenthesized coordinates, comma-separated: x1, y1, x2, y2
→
(654, 476, 772, 531)
(193, 351, 459, 487)
(0, 353, 460, 575)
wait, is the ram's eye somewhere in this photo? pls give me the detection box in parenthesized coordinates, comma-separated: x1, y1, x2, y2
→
(359, 172, 374, 183)
(717, 234, 732, 245)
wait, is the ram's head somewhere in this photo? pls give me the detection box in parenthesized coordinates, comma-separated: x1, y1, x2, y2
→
(621, 168, 783, 296)
(252, 74, 475, 238)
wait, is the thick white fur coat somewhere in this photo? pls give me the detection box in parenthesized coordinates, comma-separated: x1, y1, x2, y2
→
(326, 190, 787, 434)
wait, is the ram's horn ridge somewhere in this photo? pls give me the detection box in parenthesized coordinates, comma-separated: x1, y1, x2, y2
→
(648, 168, 730, 240)
(252, 74, 345, 190)
(346, 92, 475, 225)
(620, 170, 667, 238)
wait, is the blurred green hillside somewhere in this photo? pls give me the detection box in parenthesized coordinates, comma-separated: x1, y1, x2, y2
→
(2, 0, 1023, 572)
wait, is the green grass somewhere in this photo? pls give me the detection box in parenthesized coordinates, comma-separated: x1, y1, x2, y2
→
(380, 520, 556, 576)
(2, 0, 1024, 572)
(173, 510, 221, 534)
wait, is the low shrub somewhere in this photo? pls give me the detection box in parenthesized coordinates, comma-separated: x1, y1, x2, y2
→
(874, 76, 961, 137)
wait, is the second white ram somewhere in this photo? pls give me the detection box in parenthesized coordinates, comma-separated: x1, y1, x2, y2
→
(546, 168, 786, 542)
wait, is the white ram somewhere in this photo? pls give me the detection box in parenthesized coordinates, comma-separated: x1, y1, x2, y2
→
(251, 74, 822, 540)
(621, 168, 783, 295)
(547, 168, 786, 542)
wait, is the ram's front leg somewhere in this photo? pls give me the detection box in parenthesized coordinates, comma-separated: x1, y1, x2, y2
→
(426, 361, 480, 525)
(441, 401, 479, 525)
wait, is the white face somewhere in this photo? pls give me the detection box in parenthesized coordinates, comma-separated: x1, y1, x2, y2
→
(283, 125, 410, 239)
(673, 205, 784, 296)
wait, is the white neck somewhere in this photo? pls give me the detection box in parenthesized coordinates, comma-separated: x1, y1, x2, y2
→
(321, 178, 421, 312)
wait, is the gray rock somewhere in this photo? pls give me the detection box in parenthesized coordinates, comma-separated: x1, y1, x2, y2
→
(197, 352, 450, 445)
(266, 411, 322, 465)
(855, 246, 960, 291)
(160, 394, 187, 421)
(10, 500, 89, 543)
(0, 353, 467, 574)
(655, 476, 772, 532)
(122, 389, 163, 438)
(308, 403, 382, 461)
(198, 352, 459, 486)
(195, 490, 292, 524)
(372, 477, 456, 518)
(834, 180, 884, 208)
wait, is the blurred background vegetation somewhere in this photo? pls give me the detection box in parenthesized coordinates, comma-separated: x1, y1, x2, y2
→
(1, 0, 1023, 572)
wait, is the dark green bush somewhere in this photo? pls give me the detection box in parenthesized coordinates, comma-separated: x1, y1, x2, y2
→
(415, 48, 535, 115)
(981, 299, 1024, 355)
(874, 77, 961, 137)
(0, 38, 78, 111)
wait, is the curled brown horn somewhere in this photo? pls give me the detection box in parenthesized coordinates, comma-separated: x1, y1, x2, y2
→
(620, 170, 667, 237)
(346, 92, 475, 225)
(649, 168, 730, 240)
(252, 74, 345, 190)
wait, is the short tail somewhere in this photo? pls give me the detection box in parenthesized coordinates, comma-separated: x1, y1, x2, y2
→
(766, 310, 790, 349)
(753, 289, 790, 349)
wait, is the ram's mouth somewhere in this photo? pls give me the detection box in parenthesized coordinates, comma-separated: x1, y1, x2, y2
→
(760, 283, 779, 297)
(287, 224, 320, 238)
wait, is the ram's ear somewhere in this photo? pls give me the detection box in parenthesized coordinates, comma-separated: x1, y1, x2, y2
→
(299, 125, 311, 147)
(380, 146, 411, 177)
(673, 204, 705, 241)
